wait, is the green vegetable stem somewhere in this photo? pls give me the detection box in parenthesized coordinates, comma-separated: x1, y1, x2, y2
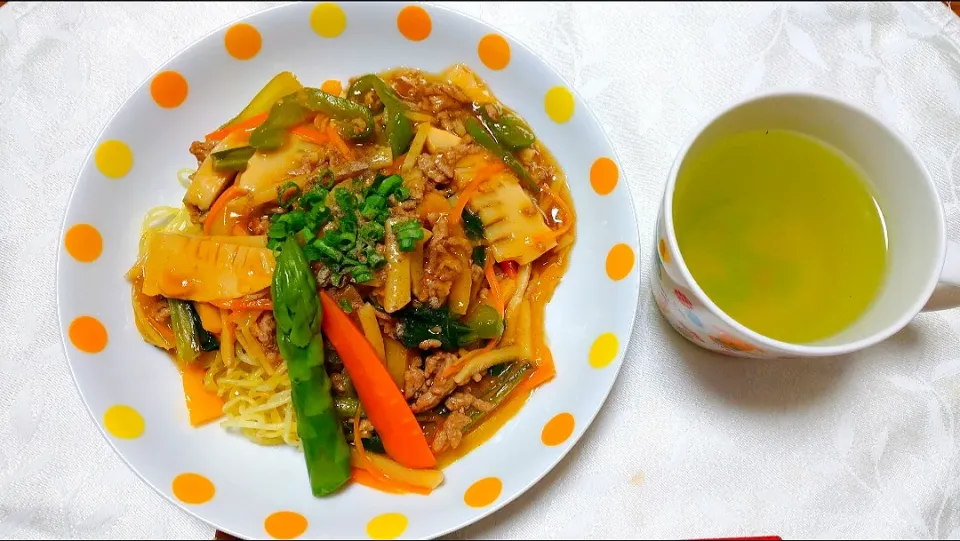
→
(477, 105, 536, 151)
(272, 237, 351, 497)
(464, 116, 539, 193)
(302, 87, 375, 141)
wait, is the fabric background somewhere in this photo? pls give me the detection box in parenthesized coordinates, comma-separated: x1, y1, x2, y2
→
(3, 2, 960, 539)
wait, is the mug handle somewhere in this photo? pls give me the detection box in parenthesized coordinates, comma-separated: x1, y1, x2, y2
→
(923, 240, 960, 311)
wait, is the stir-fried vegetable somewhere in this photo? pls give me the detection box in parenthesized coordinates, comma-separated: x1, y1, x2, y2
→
(167, 299, 218, 362)
(210, 146, 256, 172)
(464, 303, 504, 340)
(472, 245, 487, 267)
(395, 304, 473, 351)
(463, 362, 531, 432)
(346, 75, 385, 113)
(354, 74, 414, 158)
(462, 209, 484, 240)
(249, 93, 311, 151)
(302, 87, 375, 141)
(464, 116, 539, 193)
(453, 345, 522, 384)
(477, 105, 536, 151)
(214, 71, 303, 135)
(272, 238, 351, 497)
(319, 291, 436, 469)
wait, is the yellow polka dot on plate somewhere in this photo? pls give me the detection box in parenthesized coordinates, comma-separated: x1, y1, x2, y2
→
(69, 315, 108, 353)
(605, 243, 635, 281)
(172, 473, 215, 505)
(464, 477, 502, 508)
(265, 511, 308, 540)
(225, 23, 262, 60)
(589, 333, 618, 369)
(590, 157, 618, 195)
(544, 86, 574, 123)
(542, 412, 575, 446)
(65, 224, 102, 263)
(397, 5, 431, 41)
(478, 34, 510, 70)
(103, 405, 144, 439)
(311, 3, 346, 38)
(367, 513, 407, 540)
(150, 70, 188, 108)
(94, 140, 133, 179)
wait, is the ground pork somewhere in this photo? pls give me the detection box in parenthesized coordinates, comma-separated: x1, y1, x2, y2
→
(431, 411, 471, 453)
(424, 351, 457, 377)
(411, 376, 457, 413)
(253, 312, 280, 362)
(444, 392, 493, 413)
(189, 140, 217, 166)
(422, 216, 471, 308)
(403, 367, 427, 399)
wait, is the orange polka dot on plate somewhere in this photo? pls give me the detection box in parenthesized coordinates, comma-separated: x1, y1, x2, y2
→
(311, 3, 346, 38)
(589, 333, 618, 369)
(366, 513, 407, 540)
(150, 70, 188, 108)
(103, 405, 144, 439)
(590, 157, 618, 195)
(464, 477, 502, 508)
(69, 315, 108, 353)
(65, 224, 102, 263)
(265, 511, 308, 539)
(544, 86, 574, 123)
(478, 34, 510, 70)
(542, 412, 575, 446)
(225, 23, 262, 60)
(605, 243, 635, 281)
(172, 473, 215, 505)
(397, 5, 431, 41)
(94, 139, 133, 179)
(321, 79, 343, 96)
(658, 238, 671, 264)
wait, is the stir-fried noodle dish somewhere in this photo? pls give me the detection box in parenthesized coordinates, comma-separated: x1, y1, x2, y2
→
(127, 65, 575, 496)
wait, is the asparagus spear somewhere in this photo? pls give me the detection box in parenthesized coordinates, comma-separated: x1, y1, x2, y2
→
(272, 237, 351, 496)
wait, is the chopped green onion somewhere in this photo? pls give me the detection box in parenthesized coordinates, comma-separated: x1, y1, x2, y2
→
(394, 186, 411, 202)
(366, 251, 387, 269)
(398, 238, 416, 252)
(376, 174, 404, 197)
(267, 221, 288, 239)
(336, 231, 356, 251)
(359, 222, 385, 242)
(360, 194, 387, 219)
(277, 181, 302, 208)
(318, 170, 336, 188)
(312, 237, 344, 263)
(277, 210, 306, 231)
(350, 266, 374, 283)
(337, 299, 354, 314)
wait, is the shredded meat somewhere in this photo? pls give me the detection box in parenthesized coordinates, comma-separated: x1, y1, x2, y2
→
(248, 215, 271, 236)
(189, 140, 217, 166)
(444, 392, 493, 413)
(375, 309, 399, 339)
(436, 110, 468, 137)
(431, 411, 471, 453)
(404, 367, 427, 399)
(423, 216, 471, 308)
(312, 262, 333, 288)
(418, 142, 479, 186)
(358, 419, 375, 439)
(424, 351, 457, 377)
(253, 312, 280, 362)
(150, 302, 170, 324)
(418, 339, 442, 350)
(411, 376, 457, 413)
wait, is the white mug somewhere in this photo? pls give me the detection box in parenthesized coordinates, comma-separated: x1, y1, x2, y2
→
(652, 91, 960, 358)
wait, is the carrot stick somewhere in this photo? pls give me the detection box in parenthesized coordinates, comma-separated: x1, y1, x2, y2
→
(320, 291, 436, 469)
(290, 125, 330, 145)
(209, 297, 273, 311)
(484, 252, 505, 317)
(326, 123, 355, 160)
(203, 186, 248, 235)
(205, 112, 269, 142)
(451, 162, 504, 225)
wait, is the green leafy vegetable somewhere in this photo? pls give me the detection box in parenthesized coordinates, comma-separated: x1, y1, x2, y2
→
(472, 246, 487, 268)
(189, 303, 220, 352)
(168, 299, 201, 362)
(272, 237, 351, 497)
(394, 304, 474, 351)
(462, 209, 484, 240)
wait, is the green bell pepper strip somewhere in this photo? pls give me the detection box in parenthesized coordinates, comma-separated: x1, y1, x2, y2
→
(249, 93, 310, 151)
(302, 87, 375, 141)
(272, 237, 351, 497)
(346, 76, 385, 113)
(464, 116, 540, 193)
(211, 146, 256, 172)
(477, 106, 536, 150)
(352, 74, 414, 158)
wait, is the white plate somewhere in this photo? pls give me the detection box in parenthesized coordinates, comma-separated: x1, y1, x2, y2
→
(56, 2, 640, 539)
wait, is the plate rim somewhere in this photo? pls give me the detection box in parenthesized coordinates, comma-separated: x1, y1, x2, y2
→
(54, 2, 644, 539)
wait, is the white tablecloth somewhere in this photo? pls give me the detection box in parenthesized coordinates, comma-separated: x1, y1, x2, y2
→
(3, 1, 960, 539)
